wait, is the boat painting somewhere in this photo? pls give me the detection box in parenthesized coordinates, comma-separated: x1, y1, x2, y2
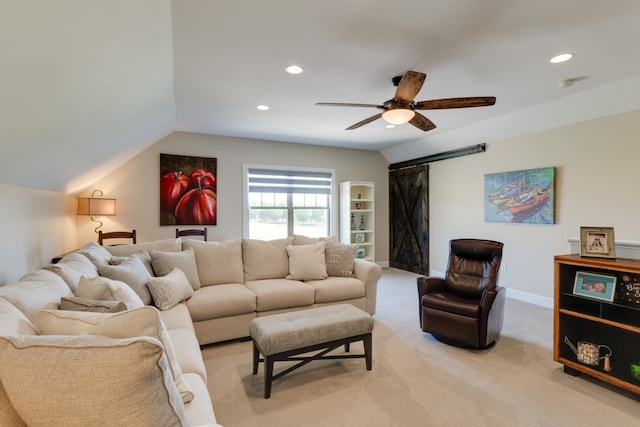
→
(484, 167, 555, 224)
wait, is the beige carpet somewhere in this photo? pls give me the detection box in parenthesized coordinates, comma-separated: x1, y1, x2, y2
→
(202, 268, 640, 426)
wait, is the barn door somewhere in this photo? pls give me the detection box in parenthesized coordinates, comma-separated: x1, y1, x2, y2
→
(389, 165, 429, 274)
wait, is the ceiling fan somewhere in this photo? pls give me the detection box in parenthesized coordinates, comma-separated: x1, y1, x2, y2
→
(316, 71, 496, 132)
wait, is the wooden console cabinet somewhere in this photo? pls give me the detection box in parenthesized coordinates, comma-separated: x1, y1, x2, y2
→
(554, 254, 640, 394)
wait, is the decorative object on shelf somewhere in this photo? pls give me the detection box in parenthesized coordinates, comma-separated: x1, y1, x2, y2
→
(357, 193, 362, 199)
(355, 202, 362, 210)
(484, 166, 555, 224)
(580, 226, 616, 258)
(77, 189, 116, 234)
(617, 273, 640, 308)
(359, 215, 365, 230)
(631, 362, 640, 383)
(573, 271, 616, 301)
(355, 248, 365, 259)
(355, 233, 365, 243)
(564, 337, 612, 371)
(160, 153, 217, 226)
(350, 213, 356, 230)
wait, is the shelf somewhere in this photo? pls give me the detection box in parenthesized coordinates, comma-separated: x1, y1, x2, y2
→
(341, 181, 375, 262)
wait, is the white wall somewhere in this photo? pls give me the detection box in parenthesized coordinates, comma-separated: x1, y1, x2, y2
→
(428, 109, 640, 306)
(0, 183, 76, 284)
(78, 132, 390, 262)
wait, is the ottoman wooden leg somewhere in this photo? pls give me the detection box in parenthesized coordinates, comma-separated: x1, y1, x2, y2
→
(264, 356, 274, 399)
(364, 333, 372, 370)
(252, 342, 260, 375)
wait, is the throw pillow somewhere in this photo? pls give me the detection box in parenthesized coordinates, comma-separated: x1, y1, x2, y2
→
(182, 239, 244, 286)
(38, 307, 194, 404)
(0, 279, 73, 328)
(98, 256, 152, 304)
(286, 242, 328, 280)
(76, 241, 113, 267)
(242, 238, 293, 282)
(325, 241, 358, 277)
(0, 297, 38, 336)
(0, 335, 188, 427)
(150, 248, 201, 290)
(76, 276, 144, 309)
(110, 249, 154, 275)
(59, 296, 127, 313)
(147, 268, 194, 311)
(42, 252, 99, 293)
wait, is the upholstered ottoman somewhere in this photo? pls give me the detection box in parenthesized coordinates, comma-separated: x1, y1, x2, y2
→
(249, 304, 373, 398)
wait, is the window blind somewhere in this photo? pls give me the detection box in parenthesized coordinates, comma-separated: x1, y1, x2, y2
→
(248, 168, 332, 194)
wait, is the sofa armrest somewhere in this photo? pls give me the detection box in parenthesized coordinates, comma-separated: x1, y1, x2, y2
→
(353, 259, 382, 315)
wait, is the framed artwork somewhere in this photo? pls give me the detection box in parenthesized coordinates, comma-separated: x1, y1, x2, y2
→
(160, 153, 217, 226)
(484, 167, 555, 224)
(617, 273, 640, 308)
(355, 233, 365, 243)
(355, 248, 365, 259)
(580, 227, 615, 258)
(573, 271, 616, 302)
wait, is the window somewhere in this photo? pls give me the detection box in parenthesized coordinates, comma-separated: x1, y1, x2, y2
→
(245, 166, 333, 240)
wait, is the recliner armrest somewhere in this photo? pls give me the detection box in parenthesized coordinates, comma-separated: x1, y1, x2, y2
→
(417, 276, 445, 298)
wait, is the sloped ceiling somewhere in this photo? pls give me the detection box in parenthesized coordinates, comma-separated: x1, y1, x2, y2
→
(3, 0, 640, 193)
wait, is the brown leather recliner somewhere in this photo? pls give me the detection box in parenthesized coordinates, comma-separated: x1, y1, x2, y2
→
(417, 239, 505, 348)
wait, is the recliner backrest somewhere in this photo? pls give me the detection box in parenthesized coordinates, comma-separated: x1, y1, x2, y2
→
(444, 239, 503, 299)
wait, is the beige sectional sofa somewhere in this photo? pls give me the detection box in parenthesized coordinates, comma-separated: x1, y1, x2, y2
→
(0, 235, 382, 426)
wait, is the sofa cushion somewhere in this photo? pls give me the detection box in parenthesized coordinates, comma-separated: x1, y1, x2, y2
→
(242, 238, 293, 282)
(105, 238, 182, 257)
(286, 242, 328, 281)
(76, 276, 144, 308)
(182, 373, 219, 427)
(0, 297, 38, 336)
(147, 268, 194, 311)
(292, 234, 337, 245)
(151, 248, 201, 290)
(42, 252, 99, 293)
(0, 335, 188, 427)
(38, 307, 194, 404)
(305, 277, 366, 303)
(182, 239, 244, 286)
(110, 249, 154, 275)
(245, 278, 314, 311)
(167, 328, 208, 382)
(0, 279, 73, 328)
(98, 256, 152, 304)
(60, 296, 128, 313)
(158, 302, 194, 331)
(76, 241, 113, 267)
(325, 241, 358, 277)
(187, 283, 256, 321)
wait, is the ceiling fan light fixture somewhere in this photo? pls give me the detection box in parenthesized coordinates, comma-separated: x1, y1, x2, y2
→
(550, 52, 574, 63)
(382, 108, 415, 125)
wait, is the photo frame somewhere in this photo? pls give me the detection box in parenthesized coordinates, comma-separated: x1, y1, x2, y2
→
(580, 226, 615, 258)
(573, 271, 616, 301)
(355, 248, 365, 259)
(355, 233, 365, 243)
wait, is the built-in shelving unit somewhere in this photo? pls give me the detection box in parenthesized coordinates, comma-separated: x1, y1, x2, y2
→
(554, 254, 640, 395)
(340, 181, 374, 262)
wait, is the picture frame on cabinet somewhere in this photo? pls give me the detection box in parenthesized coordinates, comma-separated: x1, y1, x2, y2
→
(580, 226, 616, 258)
(573, 271, 616, 301)
(355, 233, 365, 243)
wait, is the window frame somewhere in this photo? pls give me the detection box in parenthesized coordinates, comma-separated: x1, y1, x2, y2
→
(243, 164, 336, 239)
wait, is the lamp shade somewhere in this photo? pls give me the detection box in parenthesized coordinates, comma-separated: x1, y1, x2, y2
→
(382, 108, 415, 125)
(77, 197, 116, 216)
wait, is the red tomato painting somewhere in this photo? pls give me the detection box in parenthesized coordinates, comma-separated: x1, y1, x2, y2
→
(160, 154, 217, 226)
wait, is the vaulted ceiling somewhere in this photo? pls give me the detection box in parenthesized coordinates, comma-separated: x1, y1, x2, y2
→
(3, 1, 640, 193)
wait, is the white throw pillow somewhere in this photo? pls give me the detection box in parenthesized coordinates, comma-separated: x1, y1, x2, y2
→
(325, 241, 358, 277)
(76, 276, 144, 308)
(182, 239, 244, 286)
(0, 335, 187, 427)
(76, 241, 114, 267)
(150, 248, 201, 290)
(286, 242, 328, 280)
(98, 256, 152, 305)
(242, 238, 293, 282)
(147, 268, 194, 311)
(38, 306, 194, 404)
(42, 252, 99, 293)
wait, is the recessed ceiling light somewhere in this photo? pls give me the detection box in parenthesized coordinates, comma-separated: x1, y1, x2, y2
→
(550, 53, 574, 64)
(385, 124, 395, 129)
(256, 105, 269, 111)
(285, 65, 304, 75)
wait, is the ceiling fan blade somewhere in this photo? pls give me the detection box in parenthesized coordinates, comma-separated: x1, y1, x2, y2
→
(346, 113, 383, 130)
(316, 102, 384, 109)
(394, 71, 426, 102)
(415, 96, 496, 110)
(409, 112, 437, 132)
